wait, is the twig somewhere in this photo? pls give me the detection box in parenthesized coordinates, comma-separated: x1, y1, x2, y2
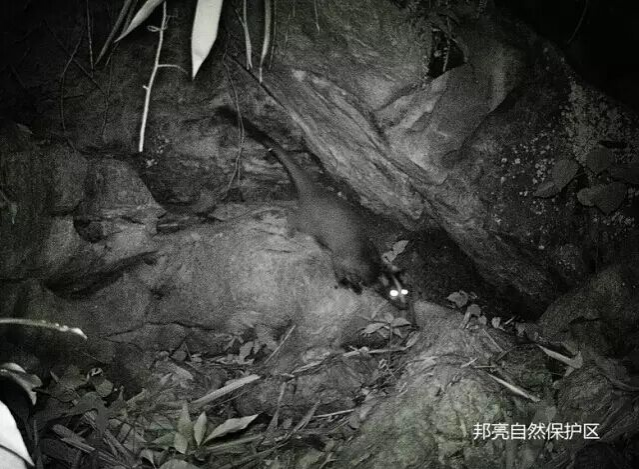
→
(85, 0, 94, 71)
(9, 65, 27, 90)
(313, 408, 354, 419)
(443, 17, 451, 72)
(157, 63, 188, 74)
(313, 0, 320, 31)
(60, 29, 84, 141)
(262, 381, 287, 444)
(292, 401, 320, 433)
(221, 50, 245, 198)
(487, 373, 540, 402)
(567, 0, 589, 45)
(100, 55, 114, 141)
(138, 1, 168, 153)
(45, 21, 103, 93)
(0, 187, 12, 205)
(264, 325, 296, 363)
(268, 0, 278, 68)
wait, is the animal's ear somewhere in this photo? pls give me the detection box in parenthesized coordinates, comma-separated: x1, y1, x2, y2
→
(381, 261, 403, 278)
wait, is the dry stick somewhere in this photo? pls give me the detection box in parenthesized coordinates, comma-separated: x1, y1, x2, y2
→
(45, 21, 103, 94)
(443, 17, 451, 73)
(268, 0, 278, 69)
(9, 65, 27, 90)
(281, 0, 294, 57)
(138, 1, 168, 153)
(567, 0, 589, 45)
(85, 0, 94, 71)
(313, 0, 320, 31)
(100, 56, 114, 141)
(60, 31, 84, 142)
(264, 325, 296, 363)
(221, 53, 246, 197)
(0, 188, 12, 206)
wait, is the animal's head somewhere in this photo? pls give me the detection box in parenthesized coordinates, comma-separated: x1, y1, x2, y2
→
(379, 264, 409, 309)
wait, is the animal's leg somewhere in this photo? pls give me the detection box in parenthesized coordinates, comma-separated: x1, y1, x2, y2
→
(331, 254, 363, 294)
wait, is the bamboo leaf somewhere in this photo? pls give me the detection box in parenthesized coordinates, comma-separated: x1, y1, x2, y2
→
(258, 0, 272, 82)
(204, 414, 259, 443)
(192, 0, 224, 78)
(116, 0, 165, 41)
(0, 401, 33, 467)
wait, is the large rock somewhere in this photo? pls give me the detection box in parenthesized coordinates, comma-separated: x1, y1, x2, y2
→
(539, 260, 639, 354)
(1, 206, 396, 373)
(4, 1, 638, 314)
(0, 138, 86, 278)
(0, 125, 164, 285)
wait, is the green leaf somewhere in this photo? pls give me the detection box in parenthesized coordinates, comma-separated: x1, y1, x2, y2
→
(159, 460, 201, 469)
(362, 323, 386, 334)
(67, 392, 104, 416)
(150, 432, 175, 449)
(67, 392, 110, 435)
(94, 379, 114, 398)
(551, 159, 579, 190)
(533, 180, 560, 198)
(239, 341, 253, 362)
(585, 147, 614, 174)
(391, 317, 411, 328)
(608, 163, 639, 185)
(0, 363, 42, 405)
(204, 414, 259, 444)
(592, 182, 627, 214)
(576, 187, 596, 206)
(176, 403, 193, 442)
(193, 412, 207, 447)
(173, 432, 189, 454)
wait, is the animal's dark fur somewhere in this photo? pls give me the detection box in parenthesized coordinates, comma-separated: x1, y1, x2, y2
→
(218, 108, 382, 291)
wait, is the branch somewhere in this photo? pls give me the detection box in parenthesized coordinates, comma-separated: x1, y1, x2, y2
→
(138, 1, 168, 153)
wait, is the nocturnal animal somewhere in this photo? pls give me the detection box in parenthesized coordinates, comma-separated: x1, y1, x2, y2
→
(218, 107, 408, 305)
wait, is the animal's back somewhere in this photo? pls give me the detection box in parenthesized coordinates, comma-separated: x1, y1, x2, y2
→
(294, 190, 381, 286)
(218, 107, 382, 288)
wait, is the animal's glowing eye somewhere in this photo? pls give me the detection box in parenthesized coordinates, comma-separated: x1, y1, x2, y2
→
(401, 289, 409, 295)
(389, 289, 399, 297)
